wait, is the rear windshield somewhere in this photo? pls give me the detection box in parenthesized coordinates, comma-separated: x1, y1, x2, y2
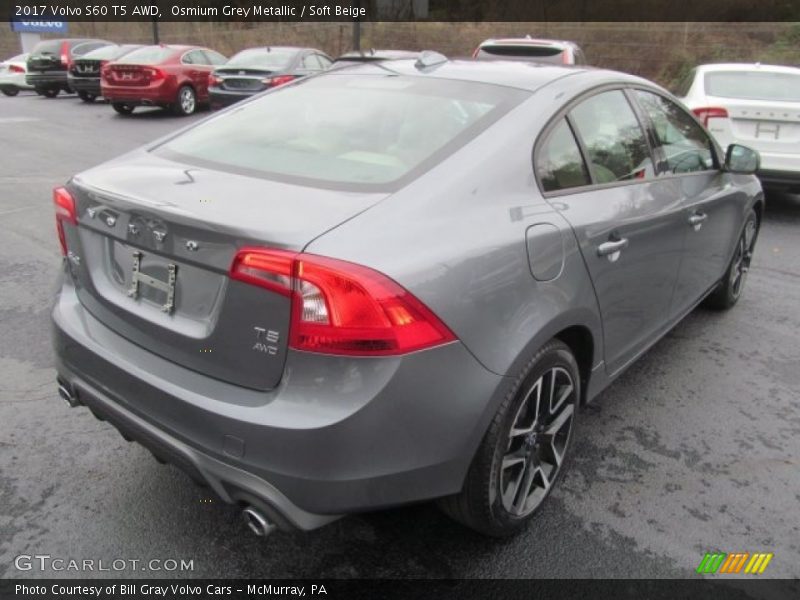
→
(477, 45, 564, 63)
(155, 74, 526, 191)
(705, 71, 800, 102)
(225, 48, 296, 69)
(116, 47, 175, 65)
(31, 40, 62, 55)
(82, 45, 130, 61)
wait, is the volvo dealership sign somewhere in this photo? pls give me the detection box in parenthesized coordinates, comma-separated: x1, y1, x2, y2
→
(10, 21, 68, 33)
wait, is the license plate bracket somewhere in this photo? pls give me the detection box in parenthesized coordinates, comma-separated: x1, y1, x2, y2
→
(127, 251, 177, 314)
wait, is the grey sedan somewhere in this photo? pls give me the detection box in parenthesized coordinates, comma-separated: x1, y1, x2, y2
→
(52, 55, 762, 537)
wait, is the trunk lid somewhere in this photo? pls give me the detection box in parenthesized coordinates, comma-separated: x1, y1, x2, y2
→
(72, 58, 103, 78)
(711, 98, 800, 155)
(105, 64, 153, 86)
(28, 52, 63, 72)
(216, 67, 273, 92)
(68, 151, 387, 391)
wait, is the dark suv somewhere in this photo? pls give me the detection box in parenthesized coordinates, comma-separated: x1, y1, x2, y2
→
(27, 38, 112, 97)
(69, 44, 143, 103)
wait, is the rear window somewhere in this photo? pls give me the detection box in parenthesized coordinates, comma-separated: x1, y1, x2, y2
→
(704, 70, 800, 102)
(226, 48, 296, 69)
(116, 47, 175, 65)
(82, 45, 125, 61)
(155, 74, 526, 191)
(31, 40, 62, 55)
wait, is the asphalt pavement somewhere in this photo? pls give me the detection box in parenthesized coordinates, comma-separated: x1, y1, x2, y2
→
(0, 92, 798, 582)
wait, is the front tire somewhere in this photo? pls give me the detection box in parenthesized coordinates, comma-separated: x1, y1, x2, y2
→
(112, 103, 134, 115)
(704, 209, 759, 310)
(173, 85, 196, 116)
(439, 339, 580, 536)
(1, 88, 19, 97)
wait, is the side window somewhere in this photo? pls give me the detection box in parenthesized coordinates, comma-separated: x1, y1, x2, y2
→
(302, 54, 322, 71)
(183, 51, 205, 65)
(202, 50, 227, 65)
(536, 119, 591, 192)
(72, 42, 105, 57)
(634, 90, 715, 174)
(316, 54, 333, 69)
(569, 90, 654, 184)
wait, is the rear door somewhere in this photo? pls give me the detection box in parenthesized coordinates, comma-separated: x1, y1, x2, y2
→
(537, 88, 687, 375)
(632, 89, 745, 313)
(181, 50, 213, 99)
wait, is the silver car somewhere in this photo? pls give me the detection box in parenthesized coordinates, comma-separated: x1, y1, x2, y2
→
(52, 56, 762, 537)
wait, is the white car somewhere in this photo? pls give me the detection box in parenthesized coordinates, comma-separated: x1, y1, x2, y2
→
(679, 63, 800, 192)
(0, 53, 33, 96)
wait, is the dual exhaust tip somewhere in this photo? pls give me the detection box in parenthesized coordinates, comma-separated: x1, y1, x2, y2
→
(58, 382, 80, 408)
(58, 380, 277, 540)
(242, 506, 277, 538)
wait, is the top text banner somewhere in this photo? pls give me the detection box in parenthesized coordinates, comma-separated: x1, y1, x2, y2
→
(3, 0, 800, 22)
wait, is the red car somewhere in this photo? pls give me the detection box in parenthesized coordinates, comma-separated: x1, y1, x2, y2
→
(101, 44, 227, 116)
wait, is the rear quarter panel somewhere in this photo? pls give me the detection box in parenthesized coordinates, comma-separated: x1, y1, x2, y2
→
(304, 81, 605, 384)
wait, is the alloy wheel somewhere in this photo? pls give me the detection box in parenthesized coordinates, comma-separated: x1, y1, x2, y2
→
(498, 366, 576, 518)
(180, 88, 196, 114)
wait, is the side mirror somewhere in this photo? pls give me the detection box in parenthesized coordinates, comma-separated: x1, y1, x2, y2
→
(724, 144, 760, 175)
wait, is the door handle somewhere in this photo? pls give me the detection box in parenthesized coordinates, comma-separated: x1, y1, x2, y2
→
(688, 212, 708, 229)
(597, 237, 629, 259)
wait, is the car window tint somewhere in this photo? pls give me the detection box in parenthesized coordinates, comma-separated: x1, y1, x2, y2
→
(537, 119, 590, 192)
(635, 90, 715, 174)
(569, 90, 654, 183)
(704, 70, 800, 102)
(316, 54, 332, 69)
(116, 47, 174, 65)
(156, 75, 527, 190)
(183, 50, 205, 65)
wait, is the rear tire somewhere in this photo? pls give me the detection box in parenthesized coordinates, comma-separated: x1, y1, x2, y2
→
(438, 339, 580, 537)
(43, 88, 59, 98)
(112, 103, 135, 115)
(78, 91, 96, 103)
(1, 88, 19, 97)
(173, 85, 197, 116)
(704, 209, 759, 310)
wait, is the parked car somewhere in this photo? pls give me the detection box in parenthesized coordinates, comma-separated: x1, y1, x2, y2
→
(333, 49, 420, 65)
(678, 63, 800, 193)
(0, 53, 33, 96)
(52, 58, 762, 538)
(26, 38, 112, 97)
(473, 36, 587, 65)
(209, 47, 332, 108)
(101, 44, 227, 116)
(68, 44, 143, 103)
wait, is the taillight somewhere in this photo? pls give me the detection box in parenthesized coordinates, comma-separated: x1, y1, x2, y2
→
(101, 65, 111, 81)
(230, 248, 457, 356)
(692, 107, 729, 128)
(263, 75, 295, 88)
(60, 41, 71, 69)
(144, 67, 165, 81)
(53, 187, 77, 256)
(9, 64, 24, 73)
(208, 72, 223, 87)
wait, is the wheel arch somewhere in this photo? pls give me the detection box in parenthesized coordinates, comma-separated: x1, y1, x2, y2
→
(553, 324, 595, 405)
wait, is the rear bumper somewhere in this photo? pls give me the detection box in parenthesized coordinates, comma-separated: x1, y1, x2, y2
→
(209, 88, 257, 108)
(68, 75, 101, 95)
(757, 168, 800, 191)
(102, 81, 174, 106)
(26, 71, 68, 88)
(0, 73, 33, 90)
(52, 271, 504, 529)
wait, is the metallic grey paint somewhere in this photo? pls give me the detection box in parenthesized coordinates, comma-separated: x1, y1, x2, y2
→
(52, 60, 763, 530)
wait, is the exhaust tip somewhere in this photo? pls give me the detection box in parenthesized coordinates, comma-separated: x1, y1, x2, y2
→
(57, 382, 80, 408)
(242, 507, 276, 538)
